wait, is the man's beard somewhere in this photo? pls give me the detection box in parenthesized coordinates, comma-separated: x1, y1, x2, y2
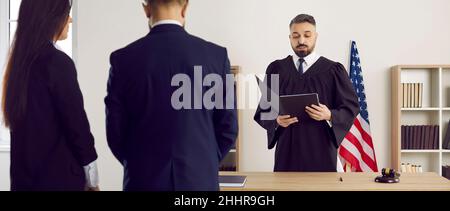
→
(293, 44, 315, 58)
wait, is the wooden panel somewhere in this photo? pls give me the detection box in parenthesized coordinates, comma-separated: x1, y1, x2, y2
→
(391, 67, 401, 170)
(394, 65, 450, 69)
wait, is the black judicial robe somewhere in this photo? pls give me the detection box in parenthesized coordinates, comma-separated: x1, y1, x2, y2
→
(254, 56, 359, 172)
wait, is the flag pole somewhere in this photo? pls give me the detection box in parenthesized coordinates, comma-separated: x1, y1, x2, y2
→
(344, 41, 354, 173)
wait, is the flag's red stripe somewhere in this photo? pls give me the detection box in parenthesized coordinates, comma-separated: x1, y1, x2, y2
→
(338, 147, 362, 172)
(345, 132, 378, 172)
(343, 122, 377, 172)
(344, 132, 378, 172)
(353, 118, 379, 171)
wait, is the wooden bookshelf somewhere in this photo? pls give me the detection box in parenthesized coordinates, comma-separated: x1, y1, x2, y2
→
(391, 65, 450, 176)
(219, 66, 242, 172)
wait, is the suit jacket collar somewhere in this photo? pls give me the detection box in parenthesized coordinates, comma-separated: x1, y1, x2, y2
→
(149, 24, 186, 35)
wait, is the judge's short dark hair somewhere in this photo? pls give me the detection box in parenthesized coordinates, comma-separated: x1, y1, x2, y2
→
(144, 0, 188, 7)
(290, 14, 316, 28)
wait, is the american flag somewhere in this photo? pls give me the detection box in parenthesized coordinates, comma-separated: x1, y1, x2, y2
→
(338, 41, 378, 172)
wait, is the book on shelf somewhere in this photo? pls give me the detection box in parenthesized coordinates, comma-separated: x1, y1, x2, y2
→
(401, 126, 405, 150)
(403, 83, 408, 108)
(219, 166, 237, 172)
(434, 125, 439, 149)
(412, 125, 418, 149)
(443, 166, 450, 180)
(428, 125, 435, 149)
(424, 125, 431, 149)
(405, 125, 410, 149)
(413, 83, 417, 108)
(401, 125, 439, 150)
(401, 83, 423, 108)
(444, 120, 450, 150)
(420, 126, 426, 149)
(408, 83, 412, 108)
(418, 83, 423, 108)
(404, 83, 408, 108)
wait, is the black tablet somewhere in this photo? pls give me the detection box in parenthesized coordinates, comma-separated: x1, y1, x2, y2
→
(279, 93, 319, 118)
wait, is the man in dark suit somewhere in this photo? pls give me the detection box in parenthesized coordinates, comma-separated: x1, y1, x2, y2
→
(105, 0, 238, 191)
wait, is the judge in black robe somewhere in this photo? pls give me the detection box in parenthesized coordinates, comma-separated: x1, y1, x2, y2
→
(254, 56, 360, 172)
(254, 14, 360, 172)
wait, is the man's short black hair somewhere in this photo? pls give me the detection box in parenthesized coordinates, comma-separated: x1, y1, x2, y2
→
(290, 14, 316, 28)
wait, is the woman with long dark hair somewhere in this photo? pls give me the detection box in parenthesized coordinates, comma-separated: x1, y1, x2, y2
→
(2, 0, 98, 191)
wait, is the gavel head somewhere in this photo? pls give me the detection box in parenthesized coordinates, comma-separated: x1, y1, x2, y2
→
(382, 168, 396, 178)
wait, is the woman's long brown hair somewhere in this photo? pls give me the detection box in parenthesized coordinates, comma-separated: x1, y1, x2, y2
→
(2, 0, 72, 129)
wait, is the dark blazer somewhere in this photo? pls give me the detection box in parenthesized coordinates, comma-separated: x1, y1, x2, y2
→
(10, 44, 98, 191)
(105, 24, 238, 191)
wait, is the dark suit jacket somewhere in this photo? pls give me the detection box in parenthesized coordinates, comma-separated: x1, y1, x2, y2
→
(10, 43, 98, 191)
(105, 24, 238, 191)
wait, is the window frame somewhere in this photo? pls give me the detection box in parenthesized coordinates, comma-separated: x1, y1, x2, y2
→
(0, 0, 10, 150)
(0, 0, 9, 71)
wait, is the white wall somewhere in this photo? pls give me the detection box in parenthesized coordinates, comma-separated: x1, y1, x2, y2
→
(73, 0, 149, 191)
(0, 150, 9, 190)
(2, 0, 450, 191)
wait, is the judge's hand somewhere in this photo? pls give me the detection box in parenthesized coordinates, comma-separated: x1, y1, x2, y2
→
(277, 115, 299, 128)
(305, 104, 332, 122)
(85, 186, 100, 191)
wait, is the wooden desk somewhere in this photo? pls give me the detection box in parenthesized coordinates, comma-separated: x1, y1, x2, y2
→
(220, 172, 450, 191)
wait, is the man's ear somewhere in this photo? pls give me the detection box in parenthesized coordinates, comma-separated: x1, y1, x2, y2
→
(181, 0, 189, 18)
(142, 2, 152, 18)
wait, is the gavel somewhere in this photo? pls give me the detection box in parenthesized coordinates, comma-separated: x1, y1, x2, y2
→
(375, 168, 401, 183)
(381, 168, 401, 178)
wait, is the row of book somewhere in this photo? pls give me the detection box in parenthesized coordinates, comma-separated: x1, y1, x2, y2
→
(443, 166, 450, 180)
(444, 121, 450, 150)
(401, 163, 423, 173)
(401, 83, 423, 108)
(401, 125, 439, 150)
(219, 166, 237, 172)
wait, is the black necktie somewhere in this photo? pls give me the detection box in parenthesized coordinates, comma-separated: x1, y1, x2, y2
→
(298, 58, 305, 74)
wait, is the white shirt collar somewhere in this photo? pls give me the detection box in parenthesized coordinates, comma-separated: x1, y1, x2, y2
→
(292, 52, 320, 72)
(152, 19, 183, 28)
(293, 52, 319, 66)
(52, 41, 63, 51)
